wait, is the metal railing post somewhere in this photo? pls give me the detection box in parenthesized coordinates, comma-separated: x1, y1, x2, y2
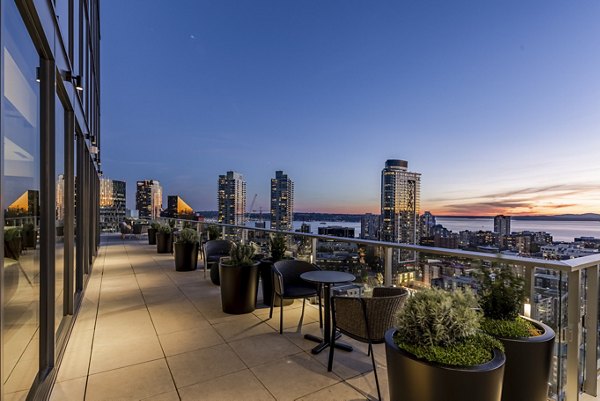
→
(385, 247, 392, 286)
(524, 265, 536, 319)
(311, 238, 317, 264)
(566, 270, 582, 401)
(583, 264, 599, 397)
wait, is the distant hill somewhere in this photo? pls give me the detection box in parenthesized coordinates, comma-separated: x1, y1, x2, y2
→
(438, 213, 600, 221)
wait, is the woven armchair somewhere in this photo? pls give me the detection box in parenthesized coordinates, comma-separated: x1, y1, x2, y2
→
(329, 287, 408, 400)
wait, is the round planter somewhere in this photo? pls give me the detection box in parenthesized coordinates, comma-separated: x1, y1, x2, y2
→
(148, 228, 157, 245)
(495, 317, 555, 401)
(384, 329, 505, 401)
(258, 259, 293, 307)
(174, 242, 198, 272)
(156, 232, 173, 253)
(219, 261, 259, 314)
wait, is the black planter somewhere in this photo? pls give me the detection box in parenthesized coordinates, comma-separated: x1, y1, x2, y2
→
(56, 226, 64, 237)
(174, 242, 198, 271)
(258, 259, 293, 307)
(496, 317, 555, 401)
(156, 232, 173, 253)
(385, 329, 505, 401)
(22, 228, 37, 249)
(148, 228, 157, 245)
(219, 261, 259, 314)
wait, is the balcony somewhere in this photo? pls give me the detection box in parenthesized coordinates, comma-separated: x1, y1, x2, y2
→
(49, 224, 600, 401)
(50, 234, 387, 400)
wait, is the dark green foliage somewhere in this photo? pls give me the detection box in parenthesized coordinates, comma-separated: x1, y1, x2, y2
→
(150, 221, 161, 230)
(168, 219, 176, 228)
(22, 223, 34, 233)
(183, 221, 193, 229)
(207, 225, 221, 240)
(4, 227, 21, 241)
(269, 234, 287, 262)
(479, 265, 524, 321)
(395, 288, 480, 348)
(177, 228, 199, 244)
(481, 317, 541, 338)
(158, 224, 172, 234)
(397, 332, 503, 366)
(228, 244, 255, 267)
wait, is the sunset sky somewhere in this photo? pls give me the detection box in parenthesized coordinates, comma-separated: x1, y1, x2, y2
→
(101, 1, 600, 216)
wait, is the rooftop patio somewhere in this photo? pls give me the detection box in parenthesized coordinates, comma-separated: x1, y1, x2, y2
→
(50, 234, 387, 401)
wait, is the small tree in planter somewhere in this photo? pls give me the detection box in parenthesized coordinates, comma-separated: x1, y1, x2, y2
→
(259, 234, 292, 306)
(478, 265, 555, 401)
(174, 228, 199, 271)
(148, 221, 161, 245)
(207, 225, 221, 241)
(156, 224, 173, 254)
(4, 228, 22, 260)
(219, 244, 259, 314)
(22, 223, 37, 249)
(385, 288, 505, 401)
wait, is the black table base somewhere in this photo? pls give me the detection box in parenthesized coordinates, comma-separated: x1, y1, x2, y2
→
(304, 331, 353, 354)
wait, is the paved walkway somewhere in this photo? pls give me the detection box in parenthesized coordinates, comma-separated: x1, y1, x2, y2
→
(50, 235, 387, 401)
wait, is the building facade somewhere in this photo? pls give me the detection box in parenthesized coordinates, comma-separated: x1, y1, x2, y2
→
(165, 195, 194, 219)
(270, 170, 294, 231)
(100, 178, 126, 230)
(494, 214, 511, 236)
(360, 213, 380, 240)
(380, 159, 421, 244)
(218, 171, 246, 225)
(136, 179, 163, 220)
(0, 0, 101, 399)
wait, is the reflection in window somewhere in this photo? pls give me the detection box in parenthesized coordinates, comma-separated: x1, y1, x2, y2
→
(2, 0, 40, 396)
(55, 93, 65, 334)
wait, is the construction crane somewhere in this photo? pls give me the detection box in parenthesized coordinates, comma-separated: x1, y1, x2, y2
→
(247, 194, 258, 221)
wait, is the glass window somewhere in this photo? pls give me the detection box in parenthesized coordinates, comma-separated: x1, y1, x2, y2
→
(55, 0, 69, 54)
(1, 0, 41, 396)
(55, 93, 65, 334)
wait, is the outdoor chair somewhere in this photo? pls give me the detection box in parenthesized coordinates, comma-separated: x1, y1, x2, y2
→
(203, 239, 234, 283)
(270, 260, 323, 334)
(329, 287, 408, 400)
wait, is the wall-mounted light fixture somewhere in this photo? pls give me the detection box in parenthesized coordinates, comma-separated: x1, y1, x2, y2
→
(60, 70, 83, 91)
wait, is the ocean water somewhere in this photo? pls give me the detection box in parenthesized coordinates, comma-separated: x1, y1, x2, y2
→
(248, 218, 600, 243)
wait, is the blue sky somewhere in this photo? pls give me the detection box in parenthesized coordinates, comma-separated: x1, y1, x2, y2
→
(101, 0, 600, 215)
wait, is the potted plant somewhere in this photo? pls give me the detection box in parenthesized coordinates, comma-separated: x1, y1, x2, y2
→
(4, 228, 22, 260)
(478, 266, 555, 401)
(219, 244, 259, 314)
(174, 228, 199, 271)
(385, 288, 505, 401)
(156, 224, 173, 253)
(148, 221, 160, 245)
(22, 223, 37, 249)
(259, 234, 293, 306)
(207, 225, 221, 240)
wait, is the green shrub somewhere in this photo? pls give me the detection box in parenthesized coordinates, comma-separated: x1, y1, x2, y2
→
(395, 288, 480, 347)
(22, 223, 35, 233)
(478, 265, 524, 321)
(150, 221, 161, 230)
(228, 244, 255, 267)
(269, 234, 287, 262)
(481, 316, 540, 338)
(4, 227, 21, 241)
(158, 224, 172, 234)
(394, 288, 502, 366)
(177, 228, 199, 244)
(207, 225, 221, 240)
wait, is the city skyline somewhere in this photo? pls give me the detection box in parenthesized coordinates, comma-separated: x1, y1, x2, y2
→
(101, 1, 600, 216)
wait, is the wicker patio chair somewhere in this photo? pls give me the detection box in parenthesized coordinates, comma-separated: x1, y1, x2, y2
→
(329, 287, 408, 400)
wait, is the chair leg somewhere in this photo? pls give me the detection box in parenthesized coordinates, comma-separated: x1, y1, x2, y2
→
(369, 342, 381, 401)
(328, 322, 336, 371)
(269, 291, 275, 319)
(318, 288, 323, 329)
(279, 295, 284, 334)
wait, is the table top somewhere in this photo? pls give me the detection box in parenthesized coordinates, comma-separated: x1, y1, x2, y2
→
(300, 270, 356, 285)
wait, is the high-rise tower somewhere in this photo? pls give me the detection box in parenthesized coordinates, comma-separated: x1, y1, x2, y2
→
(136, 180, 163, 220)
(380, 160, 421, 244)
(270, 171, 294, 231)
(218, 171, 246, 225)
(494, 215, 511, 236)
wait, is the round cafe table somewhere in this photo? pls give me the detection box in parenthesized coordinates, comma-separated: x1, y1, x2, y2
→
(300, 270, 356, 354)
